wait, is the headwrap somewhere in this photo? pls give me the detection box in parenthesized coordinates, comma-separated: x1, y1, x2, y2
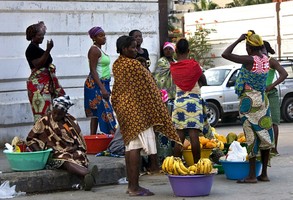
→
(160, 89, 169, 103)
(263, 40, 275, 54)
(52, 95, 74, 113)
(88, 26, 104, 39)
(163, 42, 175, 51)
(170, 59, 202, 91)
(246, 31, 263, 47)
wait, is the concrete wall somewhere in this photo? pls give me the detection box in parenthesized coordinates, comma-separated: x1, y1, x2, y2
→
(0, 0, 160, 146)
(184, 2, 293, 67)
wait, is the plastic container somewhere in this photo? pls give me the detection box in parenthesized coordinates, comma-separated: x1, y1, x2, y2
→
(182, 149, 212, 166)
(168, 174, 214, 197)
(4, 148, 52, 171)
(84, 134, 114, 154)
(220, 160, 262, 180)
(213, 164, 225, 174)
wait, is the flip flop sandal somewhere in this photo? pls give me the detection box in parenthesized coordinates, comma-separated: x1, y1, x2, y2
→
(90, 165, 99, 184)
(237, 179, 257, 184)
(84, 174, 94, 191)
(128, 189, 154, 196)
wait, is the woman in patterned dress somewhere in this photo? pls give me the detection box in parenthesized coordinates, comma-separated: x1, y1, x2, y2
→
(26, 95, 98, 191)
(84, 26, 116, 135)
(170, 38, 211, 165)
(153, 42, 177, 166)
(222, 31, 275, 183)
(25, 23, 65, 122)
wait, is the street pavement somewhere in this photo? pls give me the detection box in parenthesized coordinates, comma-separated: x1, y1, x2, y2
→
(1, 122, 293, 199)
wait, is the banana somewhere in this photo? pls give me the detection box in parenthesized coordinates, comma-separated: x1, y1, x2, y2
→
(173, 160, 179, 175)
(176, 160, 188, 175)
(161, 157, 167, 172)
(200, 159, 206, 174)
(189, 170, 195, 175)
(188, 164, 198, 174)
(196, 159, 202, 174)
(162, 156, 169, 173)
(202, 159, 212, 174)
(167, 156, 174, 174)
(179, 160, 189, 174)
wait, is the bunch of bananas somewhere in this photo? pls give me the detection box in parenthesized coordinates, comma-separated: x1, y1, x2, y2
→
(162, 156, 190, 175)
(196, 158, 213, 174)
(162, 156, 213, 175)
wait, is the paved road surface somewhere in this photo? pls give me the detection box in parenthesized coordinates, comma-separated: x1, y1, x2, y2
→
(11, 123, 293, 200)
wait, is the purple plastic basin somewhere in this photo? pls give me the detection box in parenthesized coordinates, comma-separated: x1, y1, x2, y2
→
(168, 174, 214, 197)
(220, 160, 262, 180)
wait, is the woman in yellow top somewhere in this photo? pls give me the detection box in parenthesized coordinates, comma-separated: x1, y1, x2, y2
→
(84, 26, 116, 135)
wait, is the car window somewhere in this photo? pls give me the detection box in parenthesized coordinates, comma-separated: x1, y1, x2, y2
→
(226, 69, 239, 87)
(277, 58, 293, 79)
(282, 64, 293, 79)
(205, 69, 231, 86)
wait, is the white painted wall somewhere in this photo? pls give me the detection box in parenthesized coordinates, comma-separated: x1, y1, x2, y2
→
(184, 2, 293, 67)
(0, 0, 160, 146)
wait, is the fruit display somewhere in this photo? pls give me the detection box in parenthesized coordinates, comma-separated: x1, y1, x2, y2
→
(184, 137, 225, 151)
(237, 133, 246, 143)
(162, 156, 213, 175)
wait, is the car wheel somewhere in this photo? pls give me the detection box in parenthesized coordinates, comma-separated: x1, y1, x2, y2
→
(281, 97, 293, 122)
(206, 102, 220, 127)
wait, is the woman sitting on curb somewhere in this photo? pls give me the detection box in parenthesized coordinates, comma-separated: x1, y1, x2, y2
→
(26, 95, 98, 191)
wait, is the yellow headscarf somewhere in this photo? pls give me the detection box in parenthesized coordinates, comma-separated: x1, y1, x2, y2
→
(246, 31, 263, 47)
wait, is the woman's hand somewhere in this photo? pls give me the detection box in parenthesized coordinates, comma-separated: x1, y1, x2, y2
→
(101, 88, 110, 100)
(66, 145, 78, 153)
(265, 85, 275, 93)
(46, 39, 54, 51)
(237, 34, 247, 42)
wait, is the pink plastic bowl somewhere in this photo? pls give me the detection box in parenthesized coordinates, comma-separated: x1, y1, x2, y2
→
(168, 174, 214, 197)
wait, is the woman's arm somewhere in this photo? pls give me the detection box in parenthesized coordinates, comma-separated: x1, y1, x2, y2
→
(266, 58, 288, 92)
(31, 39, 54, 69)
(222, 34, 253, 66)
(88, 46, 109, 100)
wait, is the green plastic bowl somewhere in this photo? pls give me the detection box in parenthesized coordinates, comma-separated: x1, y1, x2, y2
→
(213, 164, 225, 174)
(4, 148, 52, 171)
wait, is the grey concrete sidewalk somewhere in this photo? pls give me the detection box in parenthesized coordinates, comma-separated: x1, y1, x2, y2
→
(0, 150, 126, 193)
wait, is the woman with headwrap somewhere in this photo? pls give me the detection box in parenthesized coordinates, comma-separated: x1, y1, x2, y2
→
(222, 31, 275, 183)
(26, 95, 98, 191)
(170, 38, 212, 165)
(84, 26, 116, 135)
(152, 42, 177, 166)
(111, 36, 181, 196)
(25, 23, 65, 122)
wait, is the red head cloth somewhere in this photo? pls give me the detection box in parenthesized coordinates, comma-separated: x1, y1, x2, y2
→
(170, 59, 202, 91)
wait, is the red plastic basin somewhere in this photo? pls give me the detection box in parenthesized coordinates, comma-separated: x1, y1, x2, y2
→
(84, 134, 114, 154)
